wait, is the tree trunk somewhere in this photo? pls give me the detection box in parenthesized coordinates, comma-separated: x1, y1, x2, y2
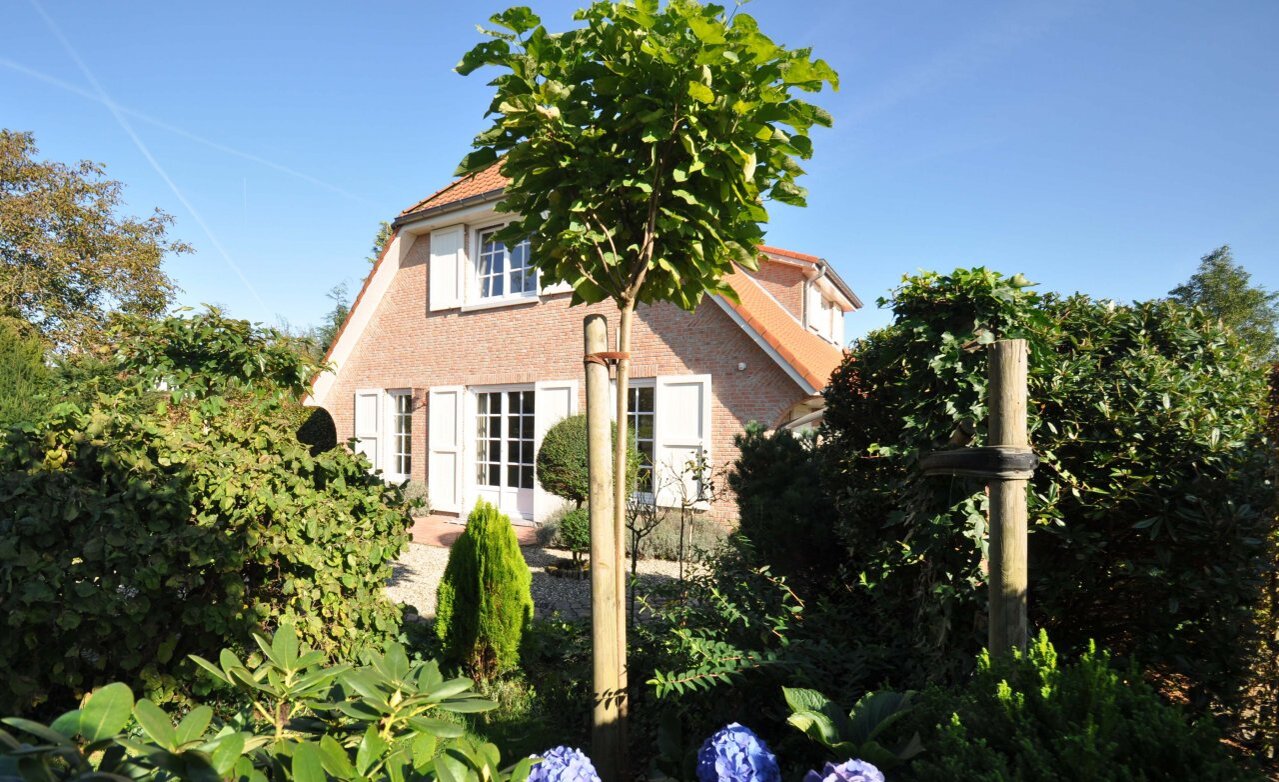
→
(584, 315, 623, 781)
(610, 301, 634, 772)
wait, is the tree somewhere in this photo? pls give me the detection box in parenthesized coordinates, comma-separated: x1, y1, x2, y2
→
(456, 4, 836, 766)
(308, 282, 351, 361)
(0, 316, 52, 429)
(435, 500, 534, 681)
(0, 130, 189, 351)
(1169, 245, 1279, 361)
(368, 220, 393, 265)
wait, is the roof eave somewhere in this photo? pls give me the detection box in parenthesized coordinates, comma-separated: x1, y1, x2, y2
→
(392, 188, 505, 229)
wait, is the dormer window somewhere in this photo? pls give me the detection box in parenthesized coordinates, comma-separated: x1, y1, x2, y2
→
(477, 227, 537, 300)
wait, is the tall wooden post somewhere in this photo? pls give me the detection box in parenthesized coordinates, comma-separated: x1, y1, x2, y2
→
(584, 315, 622, 780)
(987, 339, 1030, 656)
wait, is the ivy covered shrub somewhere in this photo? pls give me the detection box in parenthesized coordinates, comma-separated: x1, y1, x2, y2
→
(821, 269, 1275, 704)
(900, 632, 1261, 781)
(0, 310, 410, 715)
(729, 424, 840, 586)
(436, 500, 534, 680)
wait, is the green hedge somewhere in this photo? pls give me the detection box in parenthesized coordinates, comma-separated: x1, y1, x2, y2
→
(0, 311, 410, 715)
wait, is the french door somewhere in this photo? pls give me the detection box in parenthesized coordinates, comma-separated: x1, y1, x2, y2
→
(474, 388, 536, 520)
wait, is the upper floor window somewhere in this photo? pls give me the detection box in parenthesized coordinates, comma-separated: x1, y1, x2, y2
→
(476, 228, 536, 300)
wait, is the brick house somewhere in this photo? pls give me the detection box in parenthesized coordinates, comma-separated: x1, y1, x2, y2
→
(309, 166, 860, 528)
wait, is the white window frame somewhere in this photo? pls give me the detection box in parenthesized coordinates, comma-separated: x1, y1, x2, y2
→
(385, 389, 413, 483)
(467, 222, 538, 307)
(627, 379, 657, 502)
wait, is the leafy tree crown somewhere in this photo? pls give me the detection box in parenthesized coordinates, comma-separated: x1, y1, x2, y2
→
(455, 0, 838, 310)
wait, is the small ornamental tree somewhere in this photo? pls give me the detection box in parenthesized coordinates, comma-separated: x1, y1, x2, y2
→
(436, 500, 534, 680)
(457, 3, 837, 756)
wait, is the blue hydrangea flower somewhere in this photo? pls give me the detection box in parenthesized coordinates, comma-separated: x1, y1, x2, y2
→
(527, 746, 601, 782)
(802, 759, 885, 782)
(696, 723, 781, 782)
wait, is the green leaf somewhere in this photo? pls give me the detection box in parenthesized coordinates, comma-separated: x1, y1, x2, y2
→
(208, 732, 246, 776)
(292, 742, 326, 782)
(318, 735, 357, 778)
(132, 700, 176, 750)
(175, 706, 213, 746)
(687, 81, 715, 105)
(79, 683, 134, 742)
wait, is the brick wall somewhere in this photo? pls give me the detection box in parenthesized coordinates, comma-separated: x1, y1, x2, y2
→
(750, 259, 807, 321)
(319, 232, 812, 523)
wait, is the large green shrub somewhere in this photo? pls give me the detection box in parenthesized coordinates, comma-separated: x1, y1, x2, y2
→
(0, 624, 529, 782)
(436, 500, 534, 680)
(0, 311, 410, 716)
(820, 269, 1274, 704)
(535, 414, 642, 506)
(900, 632, 1260, 781)
(729, 423, 840, 586)
(0, 316, 51, 429)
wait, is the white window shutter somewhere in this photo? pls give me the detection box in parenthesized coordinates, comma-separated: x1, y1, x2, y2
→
(353, 389, 382, 471)
(653, 374, 712, 508)
(533, 379, 579, 522)
(428, 386, 465, 513)
(428, 226, 464, 311)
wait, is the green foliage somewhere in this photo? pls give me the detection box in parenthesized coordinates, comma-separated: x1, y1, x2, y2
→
(820, 268, 1275, 704)
(436, 501, 534, 680)
(900, 632, 1261, 781)
(556, 506, 591, 562)
(534, 414, 641, 506)
(730, 423, 840, 585)
(0, 624, 533, 782)
(0, 310, 410, 716)
(296, 405, 339, 455)
(0, 129, 188, 351)
(1170, 244, 1279, 362)
(0, 316, 51, 429)
(456, 0, 838, 312)
(783, 688, 922, 772)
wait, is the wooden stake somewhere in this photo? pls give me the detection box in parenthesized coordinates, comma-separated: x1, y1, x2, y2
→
(584, 315, 622, 781)
(987, 339, 1030, 656)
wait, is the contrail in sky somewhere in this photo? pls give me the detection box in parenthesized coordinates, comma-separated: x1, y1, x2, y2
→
(0, 57, 376, 207)
(29, 0, 273, 313)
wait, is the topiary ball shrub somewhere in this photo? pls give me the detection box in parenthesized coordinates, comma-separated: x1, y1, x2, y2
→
(436, 500, 534, 680)
(535, 414, 643, 507)
(900, 631, 1262, 781)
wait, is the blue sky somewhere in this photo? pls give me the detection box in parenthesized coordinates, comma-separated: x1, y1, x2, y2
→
(4, 1, 1277, 338)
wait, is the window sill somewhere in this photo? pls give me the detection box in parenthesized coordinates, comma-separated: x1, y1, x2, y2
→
(459, 295, 540, 313)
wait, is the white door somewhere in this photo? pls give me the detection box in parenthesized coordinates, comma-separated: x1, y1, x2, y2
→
(474, 388, 536, 521)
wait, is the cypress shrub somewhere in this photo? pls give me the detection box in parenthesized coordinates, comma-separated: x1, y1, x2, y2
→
(435, 500, 534, 680)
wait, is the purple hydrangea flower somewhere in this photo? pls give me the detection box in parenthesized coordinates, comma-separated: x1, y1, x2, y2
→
(527, 746, 601, 782)
(802, 760, 885, 782)
(696, 723, 781, 782)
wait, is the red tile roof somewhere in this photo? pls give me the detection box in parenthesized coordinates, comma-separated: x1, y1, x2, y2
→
(722, 265, 845, 392)
(400, 164, 509, 217)
(758, 245, 822, 265)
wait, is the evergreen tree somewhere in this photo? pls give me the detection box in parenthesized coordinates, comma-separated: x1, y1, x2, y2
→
(1169, 245, 1279, 361)
(435, 500, 533, 680)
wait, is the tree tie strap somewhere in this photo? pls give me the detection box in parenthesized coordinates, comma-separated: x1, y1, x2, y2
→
(584, 351, 630, 367)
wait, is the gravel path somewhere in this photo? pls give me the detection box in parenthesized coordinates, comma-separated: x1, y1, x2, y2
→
(387, 542, 684, 620)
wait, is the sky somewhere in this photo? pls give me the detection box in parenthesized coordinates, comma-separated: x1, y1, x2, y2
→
(4, 0, 1278, 338)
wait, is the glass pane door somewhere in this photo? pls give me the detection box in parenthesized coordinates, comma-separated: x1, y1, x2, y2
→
(474, 389, 535, 520)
